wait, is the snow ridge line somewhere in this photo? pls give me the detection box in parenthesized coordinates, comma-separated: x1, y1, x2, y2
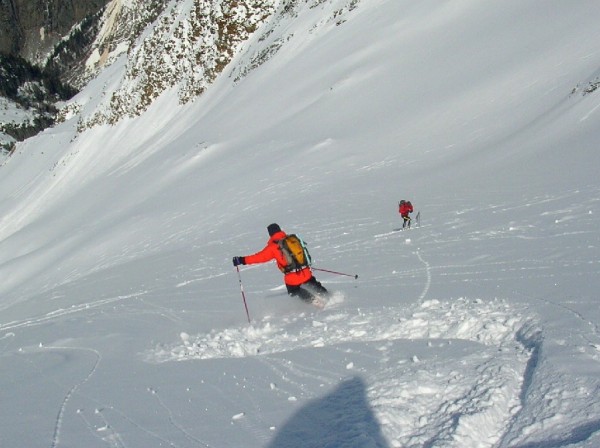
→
(497, 322, 543, 448)
(410, 356, 524, 447)
(498, 293, 600, 447)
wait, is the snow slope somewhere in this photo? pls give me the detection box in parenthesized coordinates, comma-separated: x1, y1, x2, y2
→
(1, 0, 600, 447)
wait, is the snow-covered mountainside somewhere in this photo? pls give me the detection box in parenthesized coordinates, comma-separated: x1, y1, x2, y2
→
(3, 0, 272, 145)
(1, 1, 600, 447)
(64, 0, 365, 128)
(77, 0, 280, 127)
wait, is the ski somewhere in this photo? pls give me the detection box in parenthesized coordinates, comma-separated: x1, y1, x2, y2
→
(311, 297, 326, 309)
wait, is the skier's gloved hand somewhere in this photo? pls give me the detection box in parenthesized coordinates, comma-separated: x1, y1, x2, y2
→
(232, 256, 245, 267)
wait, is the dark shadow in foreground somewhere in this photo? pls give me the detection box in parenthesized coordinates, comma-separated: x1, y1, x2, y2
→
(267, 376, 390, 448)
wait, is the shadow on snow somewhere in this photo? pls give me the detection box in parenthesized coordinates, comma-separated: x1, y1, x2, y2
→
(267, 376, 390, 448)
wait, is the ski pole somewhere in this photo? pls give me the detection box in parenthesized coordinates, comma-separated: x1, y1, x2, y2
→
(235, 266, 251, 324)
(312, 267, 358, 279)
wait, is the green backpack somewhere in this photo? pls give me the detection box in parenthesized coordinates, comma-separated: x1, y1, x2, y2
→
(277, 234, 312, 273)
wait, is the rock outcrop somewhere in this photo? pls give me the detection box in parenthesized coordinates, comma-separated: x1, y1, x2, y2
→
(0, 0, 109, 64)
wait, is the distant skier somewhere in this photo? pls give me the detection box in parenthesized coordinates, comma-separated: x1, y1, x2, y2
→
(399, 200, 414, 229)
(232, 223, 328, 305)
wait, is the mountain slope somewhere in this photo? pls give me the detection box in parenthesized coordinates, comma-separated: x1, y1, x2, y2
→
(1, 1, 600, 447)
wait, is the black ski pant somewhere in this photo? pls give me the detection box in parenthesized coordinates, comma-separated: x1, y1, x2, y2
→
(286, 276, 328, 302)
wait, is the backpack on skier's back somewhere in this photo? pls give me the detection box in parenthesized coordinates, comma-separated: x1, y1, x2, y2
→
(277, 234, 312, 273)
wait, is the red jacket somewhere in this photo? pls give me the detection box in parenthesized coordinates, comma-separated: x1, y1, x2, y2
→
(244, 230, 312, 286)
(399, 202, 413, 217)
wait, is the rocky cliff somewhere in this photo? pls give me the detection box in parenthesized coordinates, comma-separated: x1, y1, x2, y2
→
(0, 0, 109, 64)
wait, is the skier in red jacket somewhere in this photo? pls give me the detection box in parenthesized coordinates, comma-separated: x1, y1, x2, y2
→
(233, 223, 328, 304)
(399, 200, 414, 229)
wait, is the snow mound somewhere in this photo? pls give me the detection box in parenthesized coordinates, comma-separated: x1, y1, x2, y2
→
(146, 297, 535, 362)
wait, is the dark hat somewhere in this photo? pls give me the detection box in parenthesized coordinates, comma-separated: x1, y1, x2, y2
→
(267, 223, 281, 236)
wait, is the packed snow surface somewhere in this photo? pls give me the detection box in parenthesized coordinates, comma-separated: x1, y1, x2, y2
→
(1, 1, 600, 447)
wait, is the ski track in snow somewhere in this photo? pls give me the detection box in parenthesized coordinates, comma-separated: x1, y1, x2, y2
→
(0, 291, 147, 332)
(78, 401, 194, 448)
(416, 250, 432, 301)
(27, 346, 103, 448)
(147, 387, 213, 448)
(23, 345, 184, 448)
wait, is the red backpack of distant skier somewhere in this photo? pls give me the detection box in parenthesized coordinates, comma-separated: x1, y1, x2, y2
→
(399, 200, 412, 216)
